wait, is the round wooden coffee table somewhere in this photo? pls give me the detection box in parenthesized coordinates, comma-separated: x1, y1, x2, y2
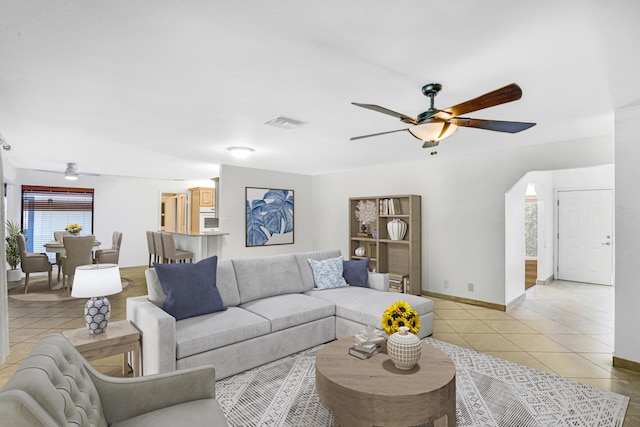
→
(315, 337, 456, 427)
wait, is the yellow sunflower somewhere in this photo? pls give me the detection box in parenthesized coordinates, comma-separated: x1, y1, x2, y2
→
(390, 300, 411, 316)
(408, 316, 421, 335)
(381, 311, 395, 335)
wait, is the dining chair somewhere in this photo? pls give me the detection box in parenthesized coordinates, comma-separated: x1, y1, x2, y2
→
(153, 231, 165, 264)
(161, 232, 194, 263)
(17, 234, 52, 294)
(94, 231, 123, 264)
(146, 231, 156, 267)
(53, 231, 70, 282)
(61, 235, 96, 296)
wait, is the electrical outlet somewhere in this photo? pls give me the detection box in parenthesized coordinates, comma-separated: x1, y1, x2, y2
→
(468, 282, 474, 292)
(444, 280, 450, 288)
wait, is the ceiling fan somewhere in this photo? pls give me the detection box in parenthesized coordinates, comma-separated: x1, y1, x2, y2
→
(36, 163, 100, 180)
(351, 83, 536, 155)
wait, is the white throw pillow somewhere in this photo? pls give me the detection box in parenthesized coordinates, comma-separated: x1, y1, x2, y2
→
(308, 256, 349, 290)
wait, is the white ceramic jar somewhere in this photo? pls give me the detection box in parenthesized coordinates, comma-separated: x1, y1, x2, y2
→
(386, 326, 422, 370)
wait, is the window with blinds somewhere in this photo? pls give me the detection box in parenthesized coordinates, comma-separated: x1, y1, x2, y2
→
(21, 186, 94, 255)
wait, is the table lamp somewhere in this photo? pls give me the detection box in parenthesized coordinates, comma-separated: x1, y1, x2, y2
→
(71, 263, 122, 335)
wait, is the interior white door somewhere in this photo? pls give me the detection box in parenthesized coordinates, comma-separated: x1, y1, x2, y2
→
(557, 189, 613, 285)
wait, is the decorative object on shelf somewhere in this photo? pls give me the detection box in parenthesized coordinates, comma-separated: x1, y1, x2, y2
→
(65, 223, 82, 235)
(386, 326, 422, 370)
(355, 200, 377, 236)
(355, 246, 365, 257)
(246, 187, 294, 247)
(387, 218, 407, 240)
(71, 264, 123, 334)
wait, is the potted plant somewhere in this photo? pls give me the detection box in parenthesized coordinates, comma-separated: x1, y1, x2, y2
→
(6, 220, 23, 282)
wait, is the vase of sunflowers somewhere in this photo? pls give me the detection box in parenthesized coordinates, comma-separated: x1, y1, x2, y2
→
(65, 223, 82, 235)
(382, 301, 422, 370)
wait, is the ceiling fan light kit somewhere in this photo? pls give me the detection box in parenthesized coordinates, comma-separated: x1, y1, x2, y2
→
(65, 163, 80, 180)
(351, 82, 536, 154)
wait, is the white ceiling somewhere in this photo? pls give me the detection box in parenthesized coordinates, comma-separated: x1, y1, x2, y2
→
(1, 0, 639, 180)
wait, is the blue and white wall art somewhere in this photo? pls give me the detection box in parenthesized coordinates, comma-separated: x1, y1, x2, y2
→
(245, 187, 294, 246)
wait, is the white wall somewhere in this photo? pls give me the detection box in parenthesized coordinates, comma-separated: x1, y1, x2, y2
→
(614, 106, 640, 364)
(313, 136, 614, 306)
(8, 169, 215, 267)
(218, 165, 314, 259)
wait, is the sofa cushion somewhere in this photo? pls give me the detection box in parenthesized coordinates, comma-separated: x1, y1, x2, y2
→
(308, 256, 348, 290)
(175, 307, 270, 359)
(146, 259, 241, 309)
(154, 256, 227, 321)
(215, 259, 241, 307)
(294, 249, 342, 292)
(240, 294, 335, 333)
(342, 258, 370, 287)
(305, 287, 433, 328)
(112, 398, 228, 427)
(232, 254, 303, 304)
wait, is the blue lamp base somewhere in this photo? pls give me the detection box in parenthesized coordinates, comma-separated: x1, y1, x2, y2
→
(84, 296, 111, 335)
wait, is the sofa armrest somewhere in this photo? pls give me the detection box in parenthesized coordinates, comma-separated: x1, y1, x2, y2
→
(90, 365, 224, 425)
(367, 272, 389, 292)
(126, 296, 176, 375)
(0, 390, 58, 427)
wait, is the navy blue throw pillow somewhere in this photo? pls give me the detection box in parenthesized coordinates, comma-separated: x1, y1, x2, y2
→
(153, 256, 226, 320)
(342, 258, 370, 287)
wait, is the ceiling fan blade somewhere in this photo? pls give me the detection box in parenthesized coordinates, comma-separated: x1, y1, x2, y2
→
(439, 83, 523, 119)
(451, 118, 536, 133)
(350, 128, 409, 140)
(352, 103, 418, 124)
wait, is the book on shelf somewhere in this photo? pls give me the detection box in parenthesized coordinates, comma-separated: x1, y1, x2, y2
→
(349, 345, 382, 359)
(388, 273, 409, 293)
(379, 198, 403, 215)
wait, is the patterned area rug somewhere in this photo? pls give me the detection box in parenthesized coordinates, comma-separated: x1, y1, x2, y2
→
(217, 338, 629, 427)
(8, 277, 132, 302)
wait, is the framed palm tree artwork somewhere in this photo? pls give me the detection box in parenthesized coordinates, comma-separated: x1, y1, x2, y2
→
(245, 187, 294, 247)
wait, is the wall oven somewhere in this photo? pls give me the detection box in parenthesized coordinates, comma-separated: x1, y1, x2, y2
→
(199, 208, 218, 232)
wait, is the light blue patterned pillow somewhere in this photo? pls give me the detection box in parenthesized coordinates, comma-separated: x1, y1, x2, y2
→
(308, 256, 349, 290)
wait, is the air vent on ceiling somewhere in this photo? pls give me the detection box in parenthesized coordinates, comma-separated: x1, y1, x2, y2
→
(264, 116, 306, 130)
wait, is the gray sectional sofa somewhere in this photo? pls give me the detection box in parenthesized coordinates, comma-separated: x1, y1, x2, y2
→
(127, 249, 434, 380)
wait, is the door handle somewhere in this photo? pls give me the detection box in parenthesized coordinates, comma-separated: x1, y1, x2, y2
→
(602, 242, 611, 246)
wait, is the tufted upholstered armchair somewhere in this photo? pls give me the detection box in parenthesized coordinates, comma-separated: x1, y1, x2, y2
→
(0, 333, 229, 427)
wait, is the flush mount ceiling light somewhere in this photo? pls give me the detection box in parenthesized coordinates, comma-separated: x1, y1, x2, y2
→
(227, 146, 254, 159)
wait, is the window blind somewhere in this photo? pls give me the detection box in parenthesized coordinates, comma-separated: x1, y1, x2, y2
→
(21, 186, 94, 255)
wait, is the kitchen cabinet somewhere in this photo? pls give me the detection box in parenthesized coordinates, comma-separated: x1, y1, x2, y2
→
(189, 187, 216, 234)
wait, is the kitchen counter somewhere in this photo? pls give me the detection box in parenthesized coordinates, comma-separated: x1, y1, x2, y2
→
(165, 230, 228, 262)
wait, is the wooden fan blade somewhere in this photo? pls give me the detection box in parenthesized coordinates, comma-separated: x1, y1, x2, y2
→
(352, 103, 418, 124)
(350, 128, 409, 140)
(451, 118, 536, 133)
(441, 83, 523, 118)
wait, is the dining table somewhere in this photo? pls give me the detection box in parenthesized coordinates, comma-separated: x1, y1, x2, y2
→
(44, 240, 101, 254)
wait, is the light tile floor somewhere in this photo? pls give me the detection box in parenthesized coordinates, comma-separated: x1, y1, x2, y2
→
(2, 269, 639, 425)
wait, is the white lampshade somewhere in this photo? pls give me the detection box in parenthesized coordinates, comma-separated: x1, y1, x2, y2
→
(408, 119, 458, 142)
(71, 264, 122, 298)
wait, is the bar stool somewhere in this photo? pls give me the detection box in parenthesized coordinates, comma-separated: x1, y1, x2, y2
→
(146, 231, 157, 267)
(153, 232, 165, 264)
(161, 232, 193, 263)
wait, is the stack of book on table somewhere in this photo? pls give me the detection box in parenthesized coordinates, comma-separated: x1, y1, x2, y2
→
(349, 326, 385, 360)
